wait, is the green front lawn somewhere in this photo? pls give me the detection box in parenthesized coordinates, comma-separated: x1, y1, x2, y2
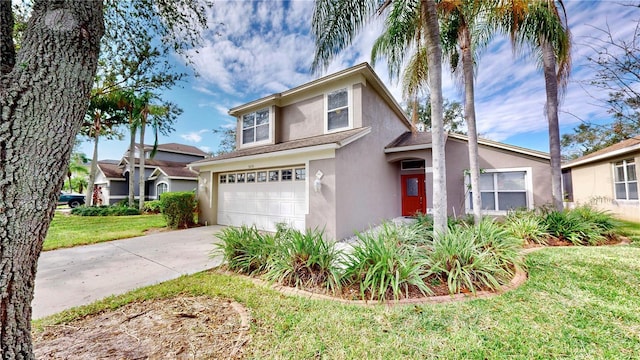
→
(44, 213, 166, 251)
(36, 245, 640, 359)
(619, 220, 640, 246)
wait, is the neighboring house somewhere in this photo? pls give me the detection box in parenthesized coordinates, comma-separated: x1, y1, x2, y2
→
(562, 136, 640, 221)
(94, 143, 208, 205)
(189, 63, 552, 240)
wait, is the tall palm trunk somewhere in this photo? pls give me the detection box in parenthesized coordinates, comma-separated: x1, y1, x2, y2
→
(541, 39, 563, 211)
(128, 123, 137, 207)
(86, 119, 101, 206)
(423, 0, 448, 234)
(460, 26, 482, 224)
(138, 120, 146, 211)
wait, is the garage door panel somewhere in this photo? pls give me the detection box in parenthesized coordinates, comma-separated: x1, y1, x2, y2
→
(217, 172, 306, 232)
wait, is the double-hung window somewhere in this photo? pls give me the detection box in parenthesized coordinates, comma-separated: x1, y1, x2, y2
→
(326, 88, 350, 132)
(242, 108, 270, 145)
(468, 169, 531, 213)
(614, 159, 638, 200)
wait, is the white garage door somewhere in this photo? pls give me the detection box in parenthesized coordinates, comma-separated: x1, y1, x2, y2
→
(217, 168, 306, 232)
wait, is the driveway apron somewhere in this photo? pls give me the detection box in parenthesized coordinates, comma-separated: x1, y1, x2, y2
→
(32, 225, 224, 319)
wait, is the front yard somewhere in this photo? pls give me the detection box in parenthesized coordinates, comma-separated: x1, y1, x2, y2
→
(44, 213, 166, 251)
(34, 245, 640, 359)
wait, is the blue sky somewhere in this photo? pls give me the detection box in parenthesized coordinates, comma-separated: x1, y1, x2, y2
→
(83, 0, 640, 161)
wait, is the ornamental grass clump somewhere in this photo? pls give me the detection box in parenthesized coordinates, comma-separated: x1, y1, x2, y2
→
(213, 225, 275, 275)
(265, 227, 342, 292)
(342, 222, 431, 301)
(427, 219, 523, 295)
(504, 209, 548, 245)
(543, 209, 606, 246)
(571, 206, 619, 239)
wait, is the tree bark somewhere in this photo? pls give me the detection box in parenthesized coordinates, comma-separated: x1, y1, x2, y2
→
(0, 0, 15, 75)
(0, 1, 103, 357)
(460, 25, 482, 224)
(422, 0, 448, 234)
(542, 39, 564, 211)
(138, 120, 146, 211)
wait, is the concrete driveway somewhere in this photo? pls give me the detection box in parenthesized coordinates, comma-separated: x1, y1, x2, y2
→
(32, 225, 225, 319)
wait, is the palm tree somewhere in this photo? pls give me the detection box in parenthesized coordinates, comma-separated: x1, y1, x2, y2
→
(83, 87, 126, 205)
(66, 151, 89, 193)
(312, 0, 449, 233)
(437, 0, 495, 224)
(496, 0, 571, 211)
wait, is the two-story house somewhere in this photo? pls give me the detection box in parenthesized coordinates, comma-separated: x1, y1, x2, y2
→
(189, 63, 552, 240)
(94, 143, 208, 205)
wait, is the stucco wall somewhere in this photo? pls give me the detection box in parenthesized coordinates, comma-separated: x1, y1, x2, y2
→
(196, 171, 216, 225)
(569, 153, 640, 221)
(307, 158, 337, 239)
(445, 138, 553, 214)
(331, 84, 410, 240)
(278, 95, 324, 142)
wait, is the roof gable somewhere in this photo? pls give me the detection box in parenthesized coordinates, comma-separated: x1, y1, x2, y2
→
(563, 136, 640, 169)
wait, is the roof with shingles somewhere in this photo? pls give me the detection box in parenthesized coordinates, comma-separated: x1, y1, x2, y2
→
(563, 136, 640, 168)
(385, 131, 550, 160)
(189, 127, 370, 166)
(97, 161, 124, 179)
(148, 143, 209, 157)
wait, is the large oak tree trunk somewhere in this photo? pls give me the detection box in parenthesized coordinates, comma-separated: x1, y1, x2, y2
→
(460, 25, 482, 224)
(422, 0, 448, 234)
(542, 39, 564, 211)
(0, 1, 103, 357)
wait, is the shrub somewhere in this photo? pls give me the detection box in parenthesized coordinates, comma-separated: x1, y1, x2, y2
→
(570, 206, 619, 238)
(160, 191, 195, 229)
(427, 219, 522, 294)
(504, 210, 548, 245)
(542, 209, 605, 246)
(213, 225, 275, 274)
(342, 222, 431, 301)
(265, 227, 342, 291)
(71, 205, 140, 216)
(143, 200, 163, 214)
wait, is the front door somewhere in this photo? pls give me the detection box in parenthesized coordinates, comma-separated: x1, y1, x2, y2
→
(401, 174, 426, 216)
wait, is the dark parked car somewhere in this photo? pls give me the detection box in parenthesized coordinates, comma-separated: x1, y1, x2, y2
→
(59, 192, 85, 208)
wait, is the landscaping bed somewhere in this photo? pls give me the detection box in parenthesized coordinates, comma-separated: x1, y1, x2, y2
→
(214, 206, 623, 303)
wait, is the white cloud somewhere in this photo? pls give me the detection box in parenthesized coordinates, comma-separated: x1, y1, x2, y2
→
(179, 0, 639, 150)
(199, 146, 212, 153)
(180, 129, 209, 143)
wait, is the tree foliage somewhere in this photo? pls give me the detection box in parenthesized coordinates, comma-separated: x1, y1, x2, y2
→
(408, 98, 467, 134)
(212, 126, 236, 155)
(562, 19, 640, 159)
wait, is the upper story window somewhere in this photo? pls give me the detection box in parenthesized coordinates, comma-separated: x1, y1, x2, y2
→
(614, 159, 638, 200)
(326, 87, 350, 132)
(467, 169, 532, 214)
(242, 108, 270, 145)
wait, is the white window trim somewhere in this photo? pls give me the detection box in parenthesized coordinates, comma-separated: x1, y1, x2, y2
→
(240, 106, 273, 148)
(613, 159, 638, 201)
(156, 181, 169, 199)
(324, 85, 353, 134)
(465, 167, 533, 215)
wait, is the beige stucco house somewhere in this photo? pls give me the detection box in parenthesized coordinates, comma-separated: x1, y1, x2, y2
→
(562, 136, 640, 221)
(190, 63, 553, 240)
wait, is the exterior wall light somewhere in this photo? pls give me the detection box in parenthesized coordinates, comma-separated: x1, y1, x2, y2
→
(314, 170, 324, 193)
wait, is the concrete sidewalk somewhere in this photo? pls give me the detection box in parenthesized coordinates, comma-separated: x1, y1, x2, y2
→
(32, 225, 224, 319)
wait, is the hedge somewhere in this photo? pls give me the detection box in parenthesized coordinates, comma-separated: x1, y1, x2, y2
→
(160, 191, 195, 229)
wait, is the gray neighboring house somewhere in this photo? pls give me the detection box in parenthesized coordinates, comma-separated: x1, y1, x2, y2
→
(189, 62, 552, 240)
(94, 143, 208, 205)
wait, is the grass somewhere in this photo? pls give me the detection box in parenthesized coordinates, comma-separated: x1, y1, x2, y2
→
(619, 220, 640, 247)
(44, 213, 167, 251)
(35, 245, 640, 359)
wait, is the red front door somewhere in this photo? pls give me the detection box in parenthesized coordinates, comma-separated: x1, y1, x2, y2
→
(401, 174, 426, 216)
